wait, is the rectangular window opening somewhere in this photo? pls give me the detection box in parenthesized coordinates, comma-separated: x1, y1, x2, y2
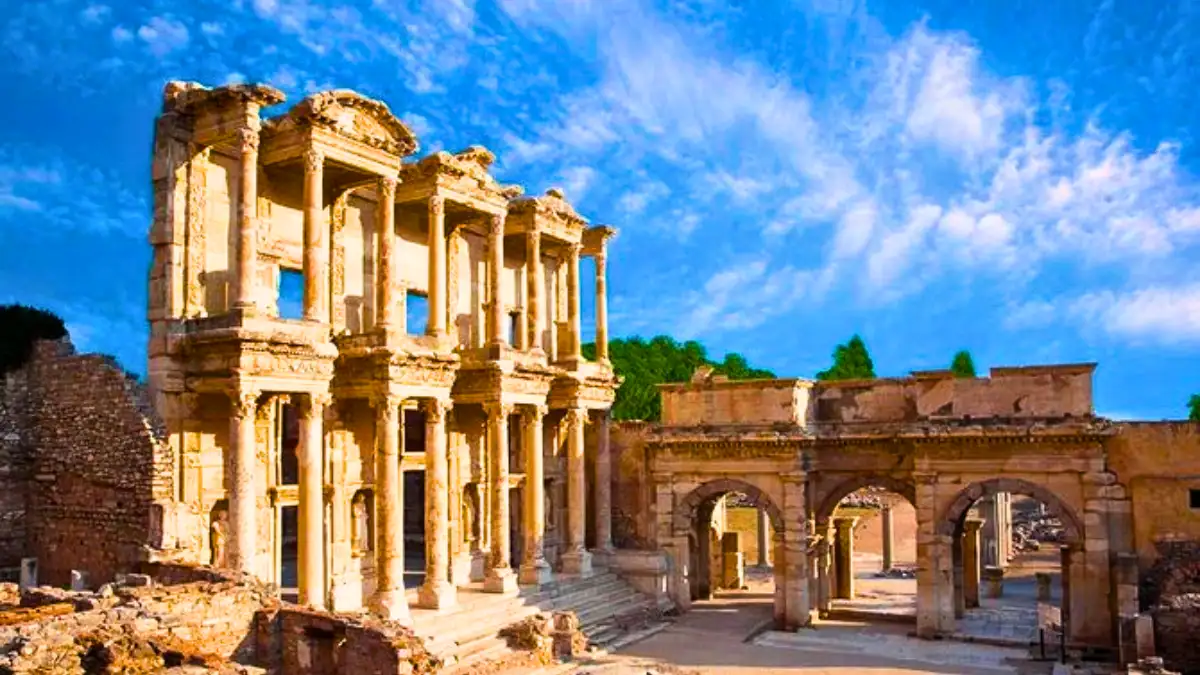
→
(278, 268, 305, 320)
(279, 402, 299, 486)
(405, 291, 429, 336)
(1190, 489, 1200, 510)
(403, 408, 425, 455)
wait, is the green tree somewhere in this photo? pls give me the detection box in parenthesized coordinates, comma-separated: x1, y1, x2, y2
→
(815, 334, 876, 381)
(950, 350, 977, 378)
(582, 336, 774, 421)
(1189, 395, 1200, 422)
(0, 304, 68, 374)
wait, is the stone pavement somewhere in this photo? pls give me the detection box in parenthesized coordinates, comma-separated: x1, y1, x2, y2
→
(550, 588, 1038, 675)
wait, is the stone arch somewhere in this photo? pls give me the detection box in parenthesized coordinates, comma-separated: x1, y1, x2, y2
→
(672, 478, 784, 535)
(814, 474, 916, 524)
(936, 477, 1084, 543)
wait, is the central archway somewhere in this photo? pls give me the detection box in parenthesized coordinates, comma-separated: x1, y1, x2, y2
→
(672, 478, 789, 628)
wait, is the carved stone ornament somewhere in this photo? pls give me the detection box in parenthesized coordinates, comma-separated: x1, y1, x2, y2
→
(230, 389, 260, 419)
(288, 90, 419, 157)
(422, 398, 451, 424)
(429, 194, 445, 218)
(483, 401, 515, 419)
(237, 127, 260, 154)
(303, 148, 323, 174)
(489, 213, 505, 236)
(184, 147, 209, 317)
(377, 175, 397, 199)
(564, 407, 588, 427)
(521, 405, 548, 429)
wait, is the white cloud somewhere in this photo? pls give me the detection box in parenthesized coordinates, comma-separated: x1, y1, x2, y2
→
(1070, 285, 1200, 345)
(137, 16, 189, 57)
(617, 181, 670, 214)
(557, 166, 598, 201)
(80, 4, 110, 24)
(677, 259, 833, 335)
(402, 112, 433, 141)
(111, 25, 132, 43)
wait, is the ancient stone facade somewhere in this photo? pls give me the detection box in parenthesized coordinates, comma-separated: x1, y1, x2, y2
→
(144, 80, 618, 619)
(610, 365, 1200, 661)
(0, 341, 176, 587)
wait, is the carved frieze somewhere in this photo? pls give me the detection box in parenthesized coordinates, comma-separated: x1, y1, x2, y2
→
(280, 90, 419, 157)
(330, 191, 348, 330)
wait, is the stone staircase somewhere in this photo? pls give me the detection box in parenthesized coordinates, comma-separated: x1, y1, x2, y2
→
(408, 568, 669, 673)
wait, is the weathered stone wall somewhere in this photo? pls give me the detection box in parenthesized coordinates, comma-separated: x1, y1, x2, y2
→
(1138, 540, 1200, 674)
(0, 369, 31, 574)
(611, 422, 654, 549)
(254, 606, 438, 675)
(659, 378, 810, 427)
(0, 339, 177, 587)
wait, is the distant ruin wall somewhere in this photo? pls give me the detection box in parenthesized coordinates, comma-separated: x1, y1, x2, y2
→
(611, 422, 654, 549)
(0, 339, 175, 587)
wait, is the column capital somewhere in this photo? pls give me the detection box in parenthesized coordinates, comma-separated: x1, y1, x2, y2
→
(370, 393, 404, 414)
(228, 387, 260, 420)
(521, 405, 548, 428)
(488, 212, 506, 236)
(483, 401, 514, 419)
(963, 517, 986, 534)
(236, 127, 260, 153)
(564, 406, 588, 426)
(421, 398, 451, 423)
(832, 515, 859, 532)
(526, 229, 541, 245)
(566, 241, 582, 259)
(303, 147, 324, 173)
(297, 392, 332, 418)
(429, 194, 445, 216)
(377, 175, 397, 196)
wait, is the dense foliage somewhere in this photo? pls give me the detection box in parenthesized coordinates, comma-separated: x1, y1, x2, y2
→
(950, 350, 977, 378)
(815, 334, 876, 381)
(1189, 395, 1200, 422)
(0, 304, 68, 374)
(582, 336, 773, 421)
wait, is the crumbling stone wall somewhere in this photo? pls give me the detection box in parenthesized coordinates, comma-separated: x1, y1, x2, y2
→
(611, 422, 654, 549)
(0, 370, 31, 574)
(0, 339, 177, 587)
(254, 607, 439, 675)
(1139, 539, 1200, 674)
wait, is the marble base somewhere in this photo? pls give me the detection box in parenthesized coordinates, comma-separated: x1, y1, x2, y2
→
(369, 589, 413, 626)
(417, 580, 457, 610)
(561, 549, 593, 578)
(519, 559, 555, 586)
(483, 567, 519, 594)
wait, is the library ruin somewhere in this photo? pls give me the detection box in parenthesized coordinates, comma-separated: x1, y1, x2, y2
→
(2, 80, 1200, 673)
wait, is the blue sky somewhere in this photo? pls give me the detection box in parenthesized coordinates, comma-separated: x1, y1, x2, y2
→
(0, 0, 1197, 420)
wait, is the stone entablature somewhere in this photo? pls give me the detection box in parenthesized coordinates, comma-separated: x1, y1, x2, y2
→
(659, 362, 1097, 428)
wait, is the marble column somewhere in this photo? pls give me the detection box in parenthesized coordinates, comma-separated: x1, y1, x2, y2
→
(832, 516, 858, 600)
(816, 533, 832, 615)
(297, 393, 328, 609)
(526, 231, 543, 351)
(594, 249, 609, 362)
(233, 127, 260, 310)
(484, 402, 517, 593)
(519, 405, 552, 585)
(566, 243, 582, 361)
(757, 507, 770, 567)
(370, 395, 410, 623)
(302, 148, 326, 322)
(487, 214, 507, 346)
(227, 387, 259, 574)
(375, 177, 397, 330)
(963, 518, 983, 609)
(419, 399, 455, 609)
(594, 410, 613, 556)
(561, 407, 592, 576)
(881, 505, 894, 573)
(427, 196, 447, 338)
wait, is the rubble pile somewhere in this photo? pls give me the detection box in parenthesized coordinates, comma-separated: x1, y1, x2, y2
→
(1011, 502, 1065, 551)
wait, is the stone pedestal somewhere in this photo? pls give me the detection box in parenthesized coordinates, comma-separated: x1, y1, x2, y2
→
(1134, 614, 1156, 660)
(983, 565, 1004, 599)
(757, 507, 771, 567)
(1036, 572, 1052, 601)
(562, 549, 593, 578)
(19, 558, 37, 591)
(721, 532, 743, 589)
(832, 516, 858, 600)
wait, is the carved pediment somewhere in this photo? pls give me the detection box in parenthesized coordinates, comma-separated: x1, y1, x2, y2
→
(509, 187, 590, 228)
(399, 145, 521, 197)
(284, 89, 419, 157)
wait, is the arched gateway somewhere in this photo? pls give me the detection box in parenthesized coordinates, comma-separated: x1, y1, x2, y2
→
(642, 367, 1139, 650)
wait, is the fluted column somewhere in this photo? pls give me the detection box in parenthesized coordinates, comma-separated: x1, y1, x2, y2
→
(376, 177, 397, 330)
(594, 410, 613, 555)
(302, 148, 326, 322)
(297, 393, 328, 609)
(526, 231, 543, 351)
(487, 214, 507, 345)
(484, 401, 517, 593)
(566, 243, 582, 360)
(427, 196, 447, 338)
(562, 407, 592, 577)
(419, 399, 456, 608)
(594, 249, 608, 362)
(370, 395, 411, 623)
(233, 128, 260, 310)
(519, 405, 551, 585)
(227, 387, 259, 574)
